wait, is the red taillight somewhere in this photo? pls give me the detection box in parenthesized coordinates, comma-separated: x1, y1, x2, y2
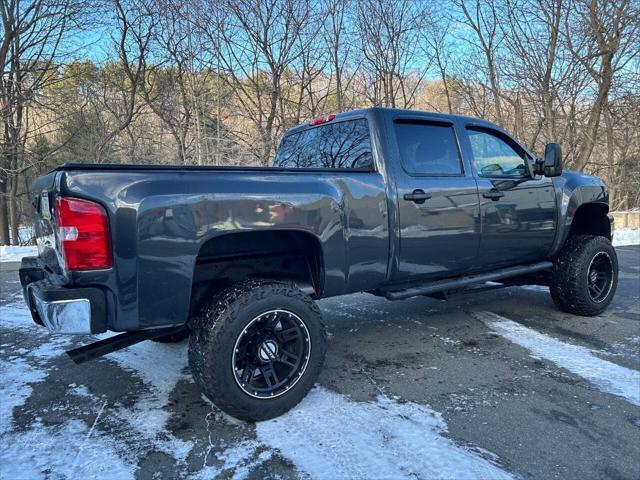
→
(55, 197, 112, 271)
(309, 114, 336, 126)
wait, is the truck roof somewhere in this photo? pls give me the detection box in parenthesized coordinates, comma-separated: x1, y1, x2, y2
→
(284, 107, 503, 137)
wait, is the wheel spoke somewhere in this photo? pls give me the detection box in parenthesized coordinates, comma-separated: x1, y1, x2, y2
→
(276, 327, 300, 343)
(259, 363, 279, 388)
(277, 349, 299, 368)
(590, 283, 604, 297)
(241, 365, 254, 384)
(263, 311, 280, 331)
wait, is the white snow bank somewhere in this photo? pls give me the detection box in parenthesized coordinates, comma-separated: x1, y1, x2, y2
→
(474, 311, 640, 406)
(256, 387, 514, 480)
(613, 228, 640, 246)
(0, 245, 38, 262)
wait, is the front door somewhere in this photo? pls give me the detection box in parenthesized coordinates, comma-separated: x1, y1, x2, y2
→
(461, 126, 557, 270)
(392, 118, 481, 282)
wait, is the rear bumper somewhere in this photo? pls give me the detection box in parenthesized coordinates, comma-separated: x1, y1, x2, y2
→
(20, 257, 107, 334)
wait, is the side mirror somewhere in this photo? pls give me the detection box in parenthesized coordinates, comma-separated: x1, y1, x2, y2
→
(535, 143, 562, 177)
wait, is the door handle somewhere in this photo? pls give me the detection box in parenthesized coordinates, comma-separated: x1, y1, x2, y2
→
(403, 189, 432, 204)
(482, 189, 505, 201)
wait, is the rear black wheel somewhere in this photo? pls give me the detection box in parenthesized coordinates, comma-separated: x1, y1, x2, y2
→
(232, 309, 312, 399)
(188, 279, 326, 421)
(550, 235, 618, 316)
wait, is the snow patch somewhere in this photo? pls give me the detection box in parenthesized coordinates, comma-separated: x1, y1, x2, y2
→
(613, 228, 640, 247)
(0, 348, 133, 479)
(98, 337, 194, 463)
(0, 245, 38, 262)
(0, 357, 47, 432)
(474, 311, 640, 406)
(519, 285, 549, 293)
(0, 303, 41, 332)
(2, 419, 134, 480)
(256, 387, 514, 480)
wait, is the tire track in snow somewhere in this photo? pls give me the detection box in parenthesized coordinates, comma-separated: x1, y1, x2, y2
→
(473, 311, 640, 406)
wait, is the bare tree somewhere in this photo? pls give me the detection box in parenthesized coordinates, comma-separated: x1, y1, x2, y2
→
(1, 0, 88, 244)
(197, 0, 315, 165)
(421, 11, 456, 114)
(91, 0, 155, 163)
(355, 0, 426, 108)
(321, 0, 356, 112)
(498, 0, 573, 149)
(452, 0, 506, 125)
(565, 0, 639, 170)
(140, 0, 196, 163)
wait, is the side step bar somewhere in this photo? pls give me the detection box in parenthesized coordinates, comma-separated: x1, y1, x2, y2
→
(66, 326, 189, 364)
(379, 261, 553, 301)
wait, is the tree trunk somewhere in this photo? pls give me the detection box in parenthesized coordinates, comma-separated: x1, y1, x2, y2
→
(0, 179, 10, 246)
(8, 174, 19, 245)
(603, 105, 616, 207)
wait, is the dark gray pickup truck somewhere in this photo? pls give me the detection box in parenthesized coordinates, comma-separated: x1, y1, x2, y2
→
(20, 107, 618, 420)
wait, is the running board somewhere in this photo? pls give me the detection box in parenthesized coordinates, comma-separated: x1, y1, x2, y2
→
(66, 326, 189, 364)
(379, 261, 553, 301)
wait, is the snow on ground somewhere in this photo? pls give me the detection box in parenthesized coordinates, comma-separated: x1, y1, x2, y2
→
(256, 387, 514, 480)
(0, 245, 38, 262)
(0, 305, 133, 480)
(97, 336, 194, 463)
(474, 311, 640, 406)
(613, 228, 640, 246)
(1, 299, 515, 480)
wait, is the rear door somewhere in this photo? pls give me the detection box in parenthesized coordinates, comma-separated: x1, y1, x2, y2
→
(391, 117, 480, 282)
(461, 125, 556, 270)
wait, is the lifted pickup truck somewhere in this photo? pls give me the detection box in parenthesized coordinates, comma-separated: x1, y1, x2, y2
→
(20, 107, 618, 420)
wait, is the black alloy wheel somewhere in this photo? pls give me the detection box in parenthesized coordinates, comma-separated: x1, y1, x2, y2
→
(188, 279, 327, 421)
(586, 251, 614, 303)
(232, 309, 311, 398)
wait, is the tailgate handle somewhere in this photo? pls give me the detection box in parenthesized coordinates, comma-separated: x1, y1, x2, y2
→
(403, 189, 432, 204)
(482, 189, 505, 200)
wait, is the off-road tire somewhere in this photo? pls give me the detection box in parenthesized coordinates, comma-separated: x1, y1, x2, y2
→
(188, 279, 327, 421)
(152, 329, 190, 343)
(550, 235, 618, 316)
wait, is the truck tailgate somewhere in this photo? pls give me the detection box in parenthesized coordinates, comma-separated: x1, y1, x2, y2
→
(30, 171, 62, 273)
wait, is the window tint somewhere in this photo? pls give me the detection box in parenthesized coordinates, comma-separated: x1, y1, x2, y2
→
(394, 120, 462, 175)
(467, 128, 528, 177)
(274, 119, 373, 170)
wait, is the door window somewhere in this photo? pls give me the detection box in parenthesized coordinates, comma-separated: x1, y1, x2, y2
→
(467, 128, 528, 178)
(394, 120, 463, 175)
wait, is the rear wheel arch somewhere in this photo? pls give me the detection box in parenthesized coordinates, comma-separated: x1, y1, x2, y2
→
(189, 230, 325, 313)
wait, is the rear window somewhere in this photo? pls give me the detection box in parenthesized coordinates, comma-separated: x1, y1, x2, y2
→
(394, 120, 462, 175)
(274, 119, 374, 170)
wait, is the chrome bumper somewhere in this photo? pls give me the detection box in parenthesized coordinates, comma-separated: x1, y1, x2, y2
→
(31, 290, 92, 334)
(20, 257, 107, 335)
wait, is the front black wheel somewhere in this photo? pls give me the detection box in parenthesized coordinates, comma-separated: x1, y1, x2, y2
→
(550, 235, 618, 316)
(188, 279, 326, 421)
